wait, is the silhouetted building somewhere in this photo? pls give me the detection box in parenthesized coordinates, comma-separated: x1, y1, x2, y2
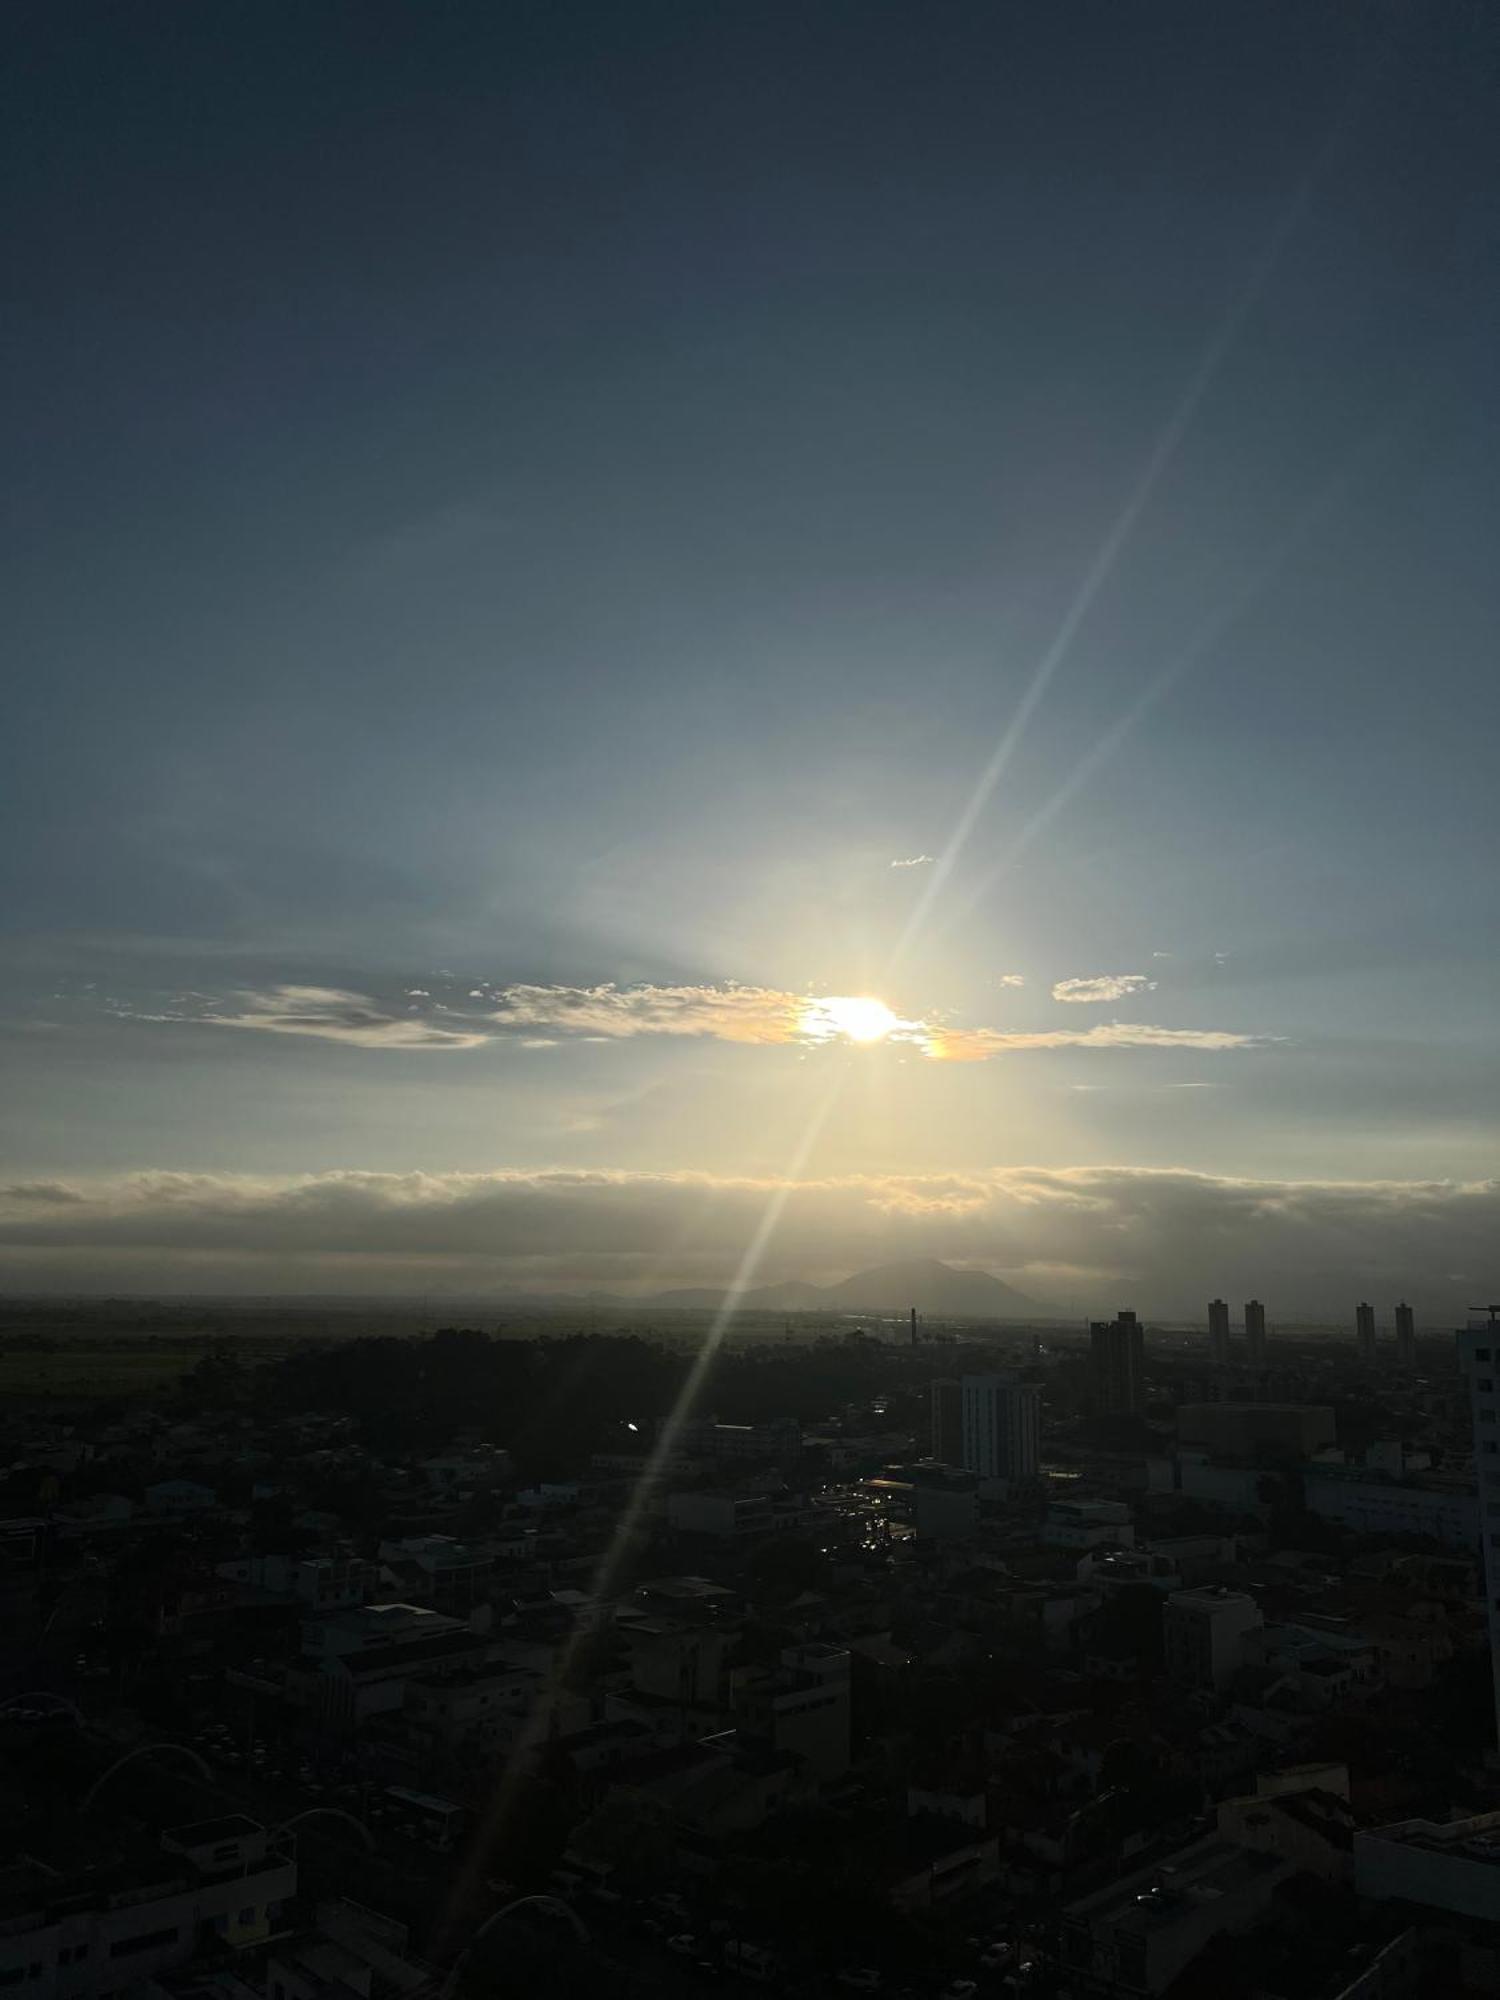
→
(1456, 1316, 1500, 1750)
(1244, 1299, 1267, 1369)
(1208, 1298, 1230, 1366)
(1395, 1302, 1416, 1372)
(1356, 1301, 1377, 1366)
(1090, 1311, 1145, 1416)
(959, 1373, 1041, 1482)
(930, 1378, 964, 1464)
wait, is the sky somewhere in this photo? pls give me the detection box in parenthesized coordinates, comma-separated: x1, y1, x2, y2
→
(3, 1, 1499, 1312)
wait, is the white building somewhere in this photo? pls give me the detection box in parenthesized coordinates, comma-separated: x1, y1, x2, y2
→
(1301, 1465, 1477, 1550)
(733, 1642, 852, 1781)
(1355, 1810, 1500, 1921)
(1061, 1836, 1290, 1995)
(0, 1815, 295, 2000)
(1163, 1586, 1263, 1693)
(959, 1374, 1040, 1482)
(1457, 1317, 1500, 1749)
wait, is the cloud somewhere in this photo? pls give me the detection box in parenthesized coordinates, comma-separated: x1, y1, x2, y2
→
(0, 1166, 1490, 1314)
(926, 1021, 1262, 1060)
(198, 986, 491, 1050)
(996, 974, 1026, 989)
(131, 978, 1262, 1067)
(889, 854, 934, 869)
(487, 982, 808, 1045)
(1052, 973, 1158, 1004)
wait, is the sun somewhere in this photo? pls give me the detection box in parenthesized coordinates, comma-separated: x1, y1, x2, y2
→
(810, 994, 901, 1044)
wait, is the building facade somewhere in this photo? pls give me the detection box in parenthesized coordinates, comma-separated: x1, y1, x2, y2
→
(1357, 1302, 1377, 1366)
(1395, 1302, 1416, 1372)
(1243, 1300, 1267, 1369)
(1208, 1298, 1230, 1366)
(1090, 1313, 1145, 1416)
(1457, 1320, 1500, 1750)
(1163, 1586, 1263, 1692)
(930, 1378, 964, 1465)
(959, 1373, 1040, 1481)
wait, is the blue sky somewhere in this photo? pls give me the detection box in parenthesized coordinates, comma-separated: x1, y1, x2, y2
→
(3, 2, 1498, 1306)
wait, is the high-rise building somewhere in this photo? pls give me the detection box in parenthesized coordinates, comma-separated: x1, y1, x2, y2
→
(1208, 1298, 1231, 1365)
(931, 1378, 964, 1465)
(959, 1373, 1041, 1481)
(1090, 1311, 1145, 1416)
(1456, 1316, 1500, 1750)
(1395, 1302, 1416, 1372)
(1356, 1302, 1377, 1366)
(1244, 1299, 1267, 1369)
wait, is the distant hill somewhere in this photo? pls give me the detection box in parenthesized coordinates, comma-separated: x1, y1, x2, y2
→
(644, 1257, 1039, 1318)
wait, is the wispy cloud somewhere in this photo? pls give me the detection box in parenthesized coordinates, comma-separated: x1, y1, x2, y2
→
(889, 854, 934, 869)
(927, 1021, 1262, 1060)
(996, 973, 1026, 989)
(1052, 973, 1158, 1004)
(488, 981, 808, 1045)
(128, 977, 1263, 1066)
(183, 986, 492, 1050)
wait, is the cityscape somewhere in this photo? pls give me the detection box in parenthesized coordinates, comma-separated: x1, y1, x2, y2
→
(5, 2, 1500, 1998)
(5, 1290, 1500, 1998)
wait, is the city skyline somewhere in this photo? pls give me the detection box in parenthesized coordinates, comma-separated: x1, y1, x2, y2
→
(4, 4, 1499, 1304)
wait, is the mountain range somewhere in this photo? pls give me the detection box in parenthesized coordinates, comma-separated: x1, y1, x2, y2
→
(631, 1257, 1041, 1318)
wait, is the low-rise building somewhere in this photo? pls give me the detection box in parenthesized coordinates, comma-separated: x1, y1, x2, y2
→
(0, 1816, 295, 2000)
(1163, 1586, 1263, 1692)
(1061, 1837, 1291, 1996)
(1302, 1467, 1478, 1550)
(1354, 1810, 1500, 1920)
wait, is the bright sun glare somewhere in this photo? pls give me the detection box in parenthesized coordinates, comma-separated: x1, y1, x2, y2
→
(812, 994, 900, 1044)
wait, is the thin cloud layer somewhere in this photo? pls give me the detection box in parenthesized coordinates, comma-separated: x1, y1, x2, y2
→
(926, 1021, 1261, 1060)
(203, 986, 492, 1050)
(1052, 973, 1158, 1004)
(889, 854, 934, 869)
(139, 978, 1261, 1066)
(0, 1166, 1490, 1312)
(488, 982, 806, 1045)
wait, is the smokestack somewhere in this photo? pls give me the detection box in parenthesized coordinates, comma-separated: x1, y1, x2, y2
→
(910, 1305, 918, 1347)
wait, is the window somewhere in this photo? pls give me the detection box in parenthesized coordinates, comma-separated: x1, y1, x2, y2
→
(1485, 1442, 1499, 1455)
(238, 1909, 255, 1927)
(1479, 1349, 1492, 1362)
(0, 1972, 24, 1990)
(1483, 1411, 1496, 1425)
(1481, 1380, 1495, 1393)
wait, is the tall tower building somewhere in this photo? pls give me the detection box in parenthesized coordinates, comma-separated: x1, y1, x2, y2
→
(959, 1373, 1041, 1482)
(1356, 1302, 1377, 1366)
(1090, 1311, 1145, 1416)
(1208, 1298, 1231, 1366)
(1395, 1302, 1415, 1373)
(1456, 1315, 1500, 1750)
(930, 1379, 964, 1465)
(1244, 1299, 1267, 1369)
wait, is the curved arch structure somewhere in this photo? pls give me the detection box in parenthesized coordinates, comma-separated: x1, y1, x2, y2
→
(273, 1808, 376, 1852)
(81, 1741, 210, 1811)
(440, 1894, 589, 1998)
(0, 1692, 83, 1722)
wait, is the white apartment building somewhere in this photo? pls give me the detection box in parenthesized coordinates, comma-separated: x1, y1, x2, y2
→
(0, 1816, 295, 2000)
(1163, 1586, 1263, 1693)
